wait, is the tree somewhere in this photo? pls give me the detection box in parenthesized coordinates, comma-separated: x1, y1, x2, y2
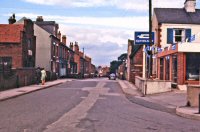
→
(118, 53, 127, 62)
(110, 60, 119, 73)
(110, 53, 128, 74)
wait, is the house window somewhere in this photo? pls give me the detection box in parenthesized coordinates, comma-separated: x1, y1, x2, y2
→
(160, 58, 164, 80)
(174, 29, 185, 42)
(0, 57, 12, 73)
(167, 28, 191, 44)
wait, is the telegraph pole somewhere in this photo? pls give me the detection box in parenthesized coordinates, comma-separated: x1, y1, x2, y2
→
(148, 0, 152, 78)
(83, 47, 85, 78)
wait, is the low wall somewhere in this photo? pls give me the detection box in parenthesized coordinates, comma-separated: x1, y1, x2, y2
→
(0, 68, 36, 91)
(0, 68, 57, 91)
(187, 85, 200, 107)
(135, 76, 172, 95)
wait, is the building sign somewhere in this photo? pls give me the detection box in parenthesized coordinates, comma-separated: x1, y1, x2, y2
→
(134, 32, 155, 45)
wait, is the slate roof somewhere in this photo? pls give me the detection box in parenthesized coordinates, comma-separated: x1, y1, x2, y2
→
(154, 8, 200, 24)
(15, 17, 27, 24)
(0, 24, 24, 43)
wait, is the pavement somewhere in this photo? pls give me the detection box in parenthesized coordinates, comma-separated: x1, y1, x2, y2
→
(0, 79, 73, 101)
(118, 79, 200, 121)
(1, 78, 200, 121)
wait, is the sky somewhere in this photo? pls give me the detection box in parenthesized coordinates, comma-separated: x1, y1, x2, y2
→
(0, 0, 200, 66)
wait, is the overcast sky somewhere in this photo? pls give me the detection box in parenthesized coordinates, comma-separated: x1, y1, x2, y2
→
(1, 0, 200, 66)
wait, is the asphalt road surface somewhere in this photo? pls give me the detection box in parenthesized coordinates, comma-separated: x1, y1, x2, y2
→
(0, 78, 200, 132)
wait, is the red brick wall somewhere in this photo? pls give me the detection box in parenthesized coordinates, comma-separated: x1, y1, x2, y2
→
(0, 44, 22, 68)
(177, 52, 185, 85)
(129, 47, 143, 84)
(0, 68, 36, 90)
(74, 53, 80, 73)
(0, 19, 36, 68)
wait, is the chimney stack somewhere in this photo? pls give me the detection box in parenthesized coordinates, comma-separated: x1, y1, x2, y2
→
(36, 16, 44, 22)
(8, 14, 16, 24)
(58, 31, 61, 40)
(70, 42, 74, 50)
(184, 0, 196, 12)
(62, 35, 67, 45)
(74, 41, 79, 53)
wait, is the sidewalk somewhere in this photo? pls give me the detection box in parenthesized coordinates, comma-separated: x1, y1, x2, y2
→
(118, 79, 200, 121)
(0, 79, 73, 101)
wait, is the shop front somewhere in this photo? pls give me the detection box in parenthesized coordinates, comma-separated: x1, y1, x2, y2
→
(157, 43, 200, 85)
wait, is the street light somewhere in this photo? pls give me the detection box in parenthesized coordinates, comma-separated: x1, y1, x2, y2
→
(83, 47, 85, 78)
(148, 0, 153, 78)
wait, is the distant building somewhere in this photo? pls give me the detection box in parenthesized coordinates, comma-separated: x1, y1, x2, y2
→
(99, 66, 110, 77)
(68, 42, 77, 75)
(126, 39, 143, 83)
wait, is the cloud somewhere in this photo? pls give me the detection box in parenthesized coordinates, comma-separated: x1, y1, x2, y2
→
(59, 25, 131, 66)
(21, 0, 186, 11)
(12, 13, 148, 30)
(3, 12, 147, 65)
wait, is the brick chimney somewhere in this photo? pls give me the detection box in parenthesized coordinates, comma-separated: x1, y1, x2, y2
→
(74, 41, 79, 53)
(58, 31, 61, 40)
(184, 0, 196, 12)
(8, 14, 16, 24)
(36, 16, 44, 22)
(62, 35, 67, 45)
(70, 42, 74, 50)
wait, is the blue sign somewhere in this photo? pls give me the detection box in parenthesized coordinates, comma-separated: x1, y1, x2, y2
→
(135, 32, 155, 45)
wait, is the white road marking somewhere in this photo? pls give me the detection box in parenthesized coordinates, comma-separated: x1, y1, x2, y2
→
(44, 82, 109, 132)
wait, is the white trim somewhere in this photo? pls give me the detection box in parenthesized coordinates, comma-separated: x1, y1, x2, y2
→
(178, 43, 200, 52)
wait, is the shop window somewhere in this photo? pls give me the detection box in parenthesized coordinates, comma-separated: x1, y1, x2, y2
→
(172, 54, 177, 83)
(165, 56, 170, 80)
(186, 53, 200, 80)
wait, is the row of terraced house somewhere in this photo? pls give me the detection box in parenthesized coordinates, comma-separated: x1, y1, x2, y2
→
(0, 15, 96, 89)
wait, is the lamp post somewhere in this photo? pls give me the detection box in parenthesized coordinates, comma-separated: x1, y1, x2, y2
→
(83, 47, 85, 78)
(148, 0, 153, 78)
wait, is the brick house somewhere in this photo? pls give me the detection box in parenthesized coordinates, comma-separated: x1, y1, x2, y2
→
(127, 39, 133, 81)
(152, 0, 200, 85)
(33, 16, 62, 78)
(91, 64, 96, 76)
(34, 21, 59, 75)
(99, 66, 110, 77)
(58, 34, 68, 77)
(73, 42, 93, 77)
(68, 42, 77, 75)
(0, 17, 36, 69)
(84, 55, 92, 76)
(127, 39, 143, 84)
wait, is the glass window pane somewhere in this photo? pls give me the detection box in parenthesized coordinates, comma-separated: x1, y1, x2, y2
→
(175, 36, 182, 42)
(175, 30, 182, 35)
(186, 53, 200, 80)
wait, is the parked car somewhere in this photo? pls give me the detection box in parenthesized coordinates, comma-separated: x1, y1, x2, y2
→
(109, 73, 116, 80)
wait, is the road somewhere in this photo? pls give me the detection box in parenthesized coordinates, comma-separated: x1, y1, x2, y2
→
(0, 78, 200, 132)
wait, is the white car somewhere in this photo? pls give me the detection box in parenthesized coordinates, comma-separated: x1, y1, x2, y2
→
(109, 73, 116, 80)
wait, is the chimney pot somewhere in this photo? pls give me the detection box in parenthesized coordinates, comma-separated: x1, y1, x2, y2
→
(36, 16, 44, 22)
(58, 31, 61, 40)
(184, 0, 196, 13)
(62, 35, 67, 45)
